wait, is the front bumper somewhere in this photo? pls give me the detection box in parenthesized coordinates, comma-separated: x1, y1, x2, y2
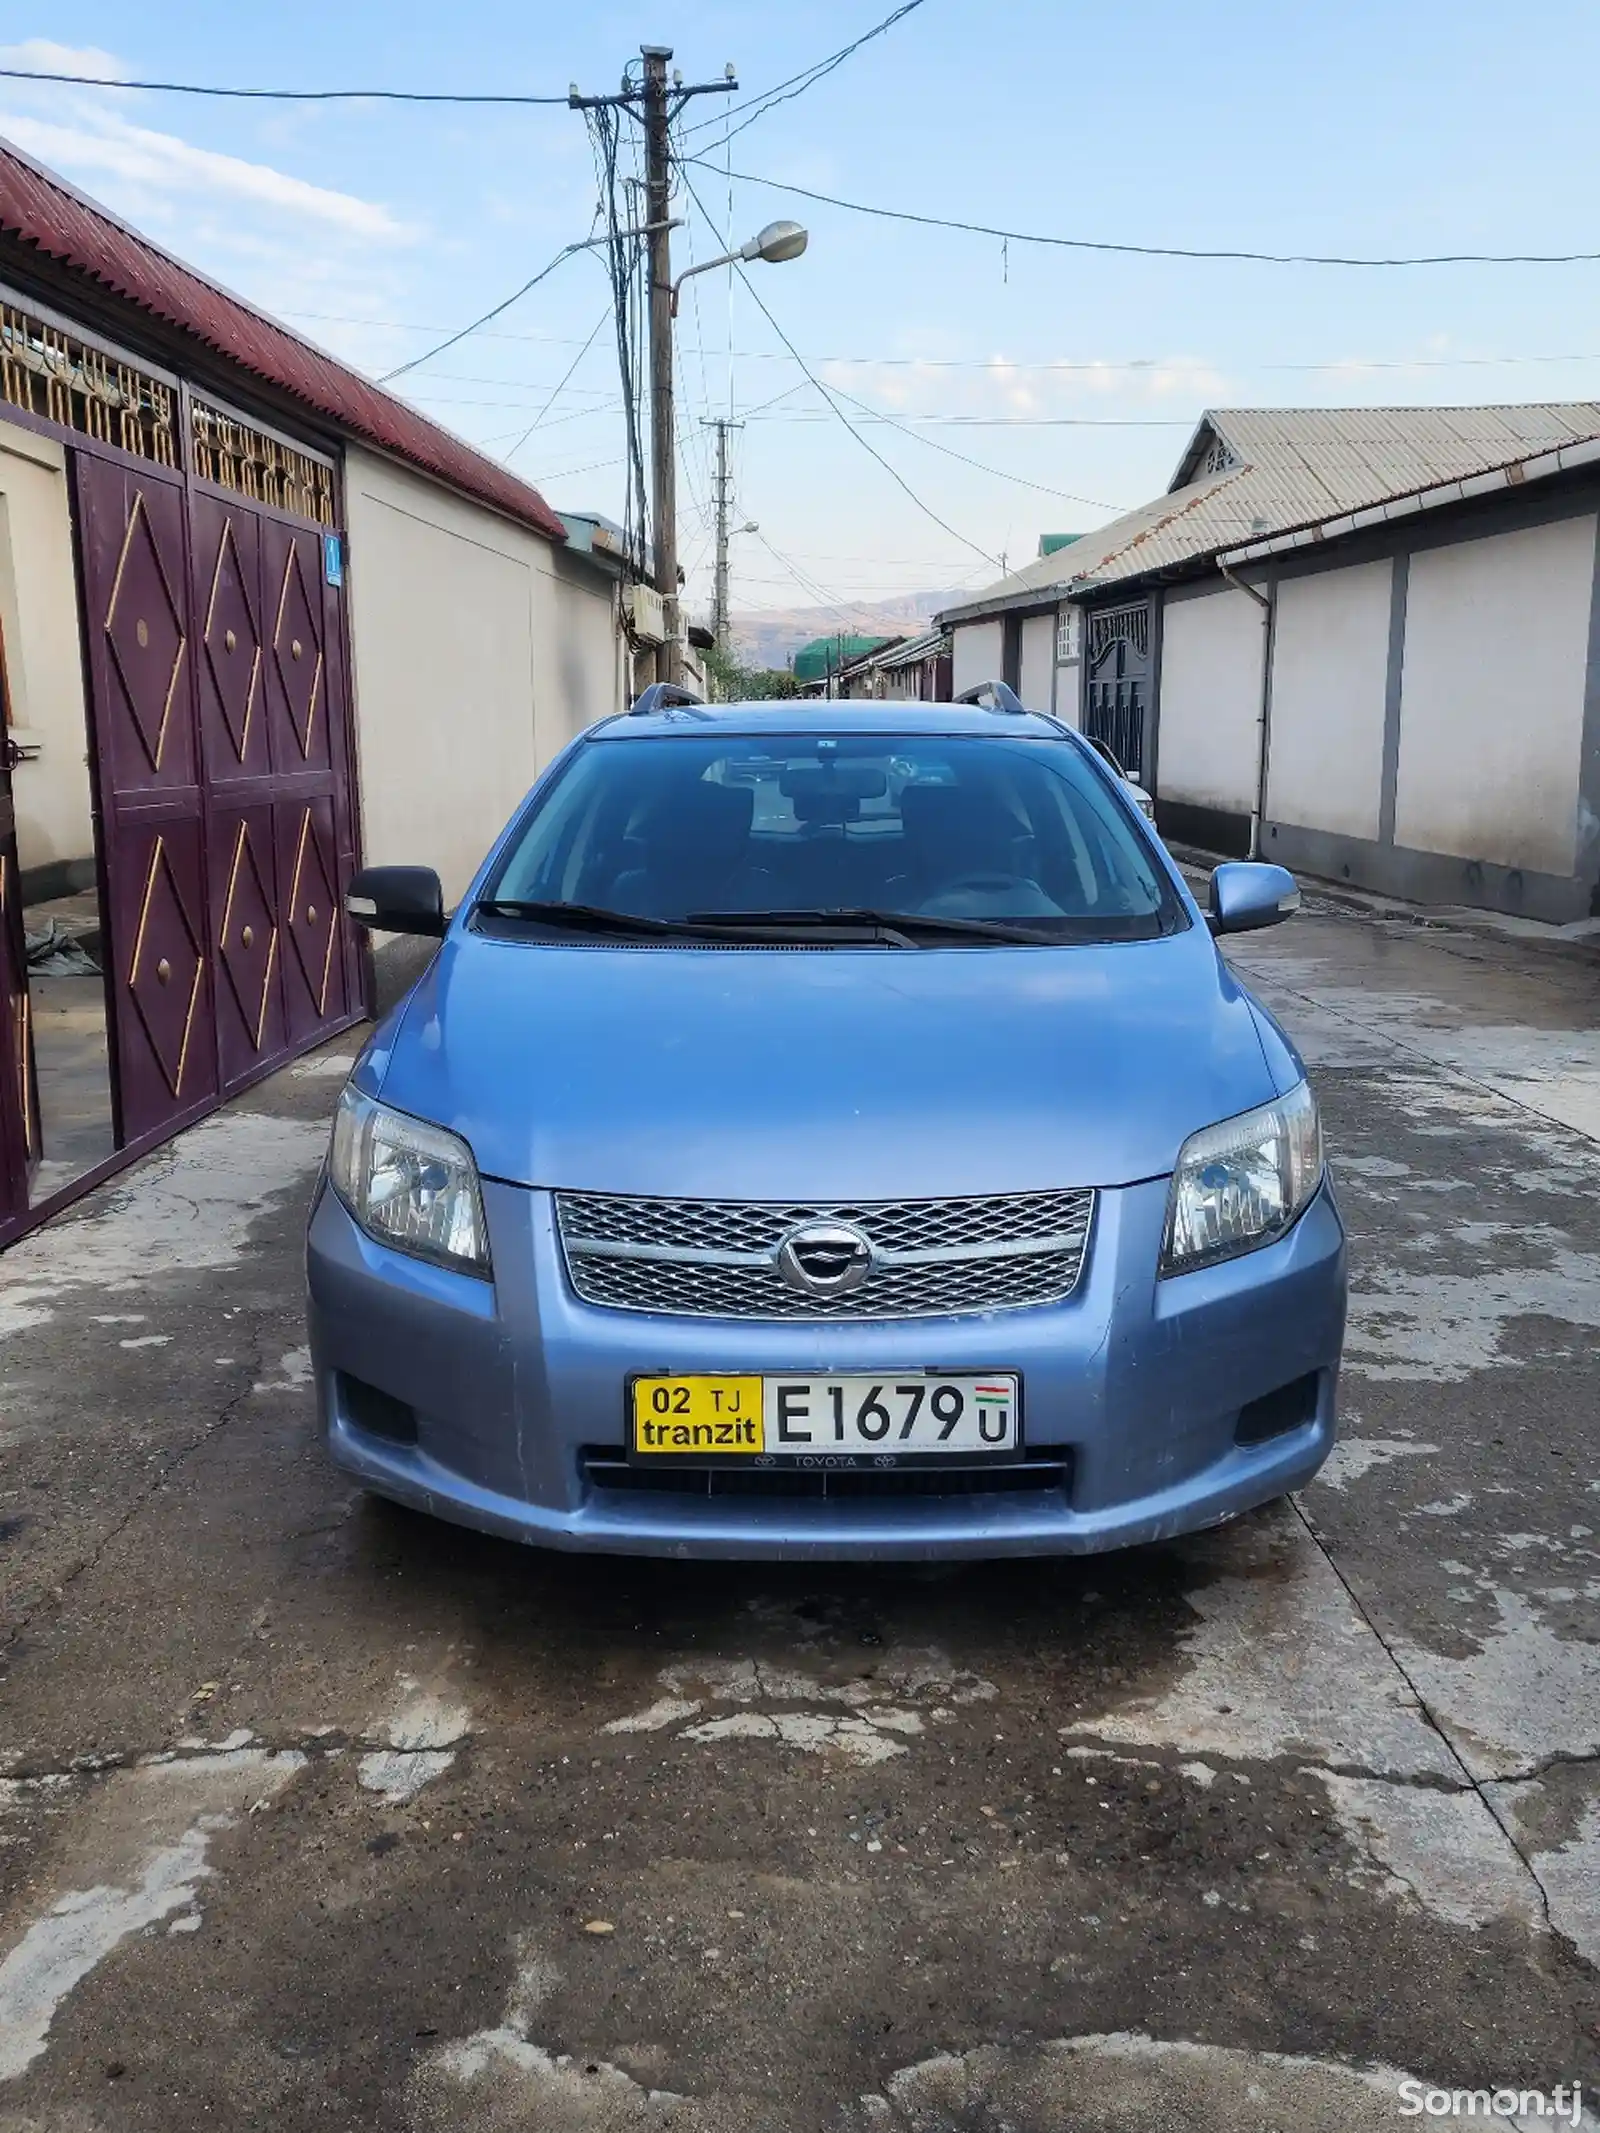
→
(307, 1175, 1346, 1561)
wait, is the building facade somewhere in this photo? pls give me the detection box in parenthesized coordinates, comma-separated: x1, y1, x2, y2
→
(0, 140, 623, 1247)
(940, 406, 1600, 923)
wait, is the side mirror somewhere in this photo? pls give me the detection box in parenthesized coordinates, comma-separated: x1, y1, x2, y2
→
(345, 865, 446, 938)
(1208, 861, 1300, 936)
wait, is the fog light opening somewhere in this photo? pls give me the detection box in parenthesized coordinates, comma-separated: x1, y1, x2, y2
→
(1234, 1371, 1320, 1447)
(339, 1373, 419, 1445)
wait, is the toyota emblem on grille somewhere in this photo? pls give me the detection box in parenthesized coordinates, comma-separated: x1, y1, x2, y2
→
(775, 1219, 875, 1296)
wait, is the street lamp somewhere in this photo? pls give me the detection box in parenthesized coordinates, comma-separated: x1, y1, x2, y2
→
(672, 221, 808, 312)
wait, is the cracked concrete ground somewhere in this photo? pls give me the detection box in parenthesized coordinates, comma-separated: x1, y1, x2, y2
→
(0, 899, 1595, 2128)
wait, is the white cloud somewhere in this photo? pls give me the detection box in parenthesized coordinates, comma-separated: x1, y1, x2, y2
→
(0, 109, 412, 243)
(0, 38, 129, 84)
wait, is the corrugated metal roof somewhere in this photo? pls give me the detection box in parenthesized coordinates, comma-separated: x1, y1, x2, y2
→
(1203, 403, 1600, 522)
(0, 137, 569, 543)
(940, 401, 1600, 624)
(1220, 431, 1600, 567)
(938, 468, 1261, 619)
(873, 626, 946, 666)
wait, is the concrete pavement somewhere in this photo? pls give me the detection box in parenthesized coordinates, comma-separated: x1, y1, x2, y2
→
(0, 899, 1595, 2129)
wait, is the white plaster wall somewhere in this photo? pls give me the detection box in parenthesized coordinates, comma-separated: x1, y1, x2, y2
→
(343, 448, 617, 901)
(1266, 559, 1393, 841)
(951, 619, 1003, 695)
(1053, 660, 1081, 725)
(549, 551, 623, 749)
(1394, 516, 1595, 876)
(0, 418, 95, 883)
(1155, 584, 1266, 815)
(1019, 611, 1055, 711)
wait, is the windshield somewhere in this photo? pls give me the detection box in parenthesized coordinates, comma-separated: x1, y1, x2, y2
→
(483, 732, 1183, 944)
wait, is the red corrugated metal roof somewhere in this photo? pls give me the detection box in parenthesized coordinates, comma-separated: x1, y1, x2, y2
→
(0, 137, 569, 544)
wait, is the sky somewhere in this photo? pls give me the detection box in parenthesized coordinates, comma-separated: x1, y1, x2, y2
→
(7, 1, 1600, 629)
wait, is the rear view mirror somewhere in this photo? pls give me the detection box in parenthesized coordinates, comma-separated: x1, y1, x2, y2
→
(779, 761, 888, 801)
(1207, 862, 1301, 936)
(345, 865, 446, 938)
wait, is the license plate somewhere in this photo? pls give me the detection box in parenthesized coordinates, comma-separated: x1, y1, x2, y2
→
(628, 1373, 1020, 1465)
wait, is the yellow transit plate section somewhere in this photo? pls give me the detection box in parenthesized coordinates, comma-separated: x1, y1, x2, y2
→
(631, 1375, 764, 1455)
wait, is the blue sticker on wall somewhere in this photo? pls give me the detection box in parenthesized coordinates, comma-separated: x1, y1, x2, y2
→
(323, 533, 343, 588)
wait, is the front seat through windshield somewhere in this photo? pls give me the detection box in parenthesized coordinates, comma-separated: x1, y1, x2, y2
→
(486, 731, 1182, 943)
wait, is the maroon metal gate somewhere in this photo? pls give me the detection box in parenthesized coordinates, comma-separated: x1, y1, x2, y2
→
(0, 747, 34, 1222)
(72, 446, 359, 1156)
(189, 494, 354, 1092)
(74, 453, 217, 1145)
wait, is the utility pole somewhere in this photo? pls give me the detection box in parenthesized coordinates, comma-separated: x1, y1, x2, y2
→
(703, 416, 744, 659)
(640, 47, 678, 685)
(571, 53, 809, 693)
(570, 48, 737, 687)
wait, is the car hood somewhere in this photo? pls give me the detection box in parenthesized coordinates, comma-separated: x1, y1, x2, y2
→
(372, 932, 1277, 1199)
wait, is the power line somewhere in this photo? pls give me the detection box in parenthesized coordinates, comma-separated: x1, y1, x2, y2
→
(0, 64, 571, 102)
(286, 314, 1600, 376)
(14, 57, 1599, 269)
(816, 381, 1124, 508)
(377, 234, 599, 382)
(683, 157, 997, 567)
(743, 272, 998, 566)
(503, 307, 612, 463)
(744, 412, 1190, 428)
(688, 156, 1600, 268)
(408, 387, 1181, 427)
(407, 395, 620, 430)
(672, 128, 725, 542)
(582, 99, 650, 565)
(683, 0, 928, 146)
(521, 450, 628, 484)
(750, 528, 858, 624)
(404, 372, 617, 397)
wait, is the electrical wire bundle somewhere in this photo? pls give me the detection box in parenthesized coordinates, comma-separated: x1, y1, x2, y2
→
(584, 91, 650, 572)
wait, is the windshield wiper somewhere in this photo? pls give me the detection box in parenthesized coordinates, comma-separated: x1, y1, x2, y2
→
(473, 898, 706, 939)
(475, 899, 1058, 948)
(689, 906, 1057, 946)
(472, 899, 909, 947)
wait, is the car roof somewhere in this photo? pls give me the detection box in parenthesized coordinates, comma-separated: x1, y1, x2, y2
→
(591, 699, 1070, 742)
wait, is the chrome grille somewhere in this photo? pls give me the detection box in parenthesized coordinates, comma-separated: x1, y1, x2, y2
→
(554, 1188, 1094, 1320)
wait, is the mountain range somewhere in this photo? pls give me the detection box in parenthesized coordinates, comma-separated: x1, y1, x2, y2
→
(728, 589, 968, 673)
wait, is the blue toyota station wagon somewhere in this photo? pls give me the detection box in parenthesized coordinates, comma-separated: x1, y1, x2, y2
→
(306, 683, 1345, 1560)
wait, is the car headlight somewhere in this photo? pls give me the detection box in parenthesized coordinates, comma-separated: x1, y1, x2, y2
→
(1162, 1081, 1322, 1275)
(328, 1087, 490, 1276)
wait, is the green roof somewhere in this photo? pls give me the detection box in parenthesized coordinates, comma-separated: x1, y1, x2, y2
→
(791, 634, 892, 684)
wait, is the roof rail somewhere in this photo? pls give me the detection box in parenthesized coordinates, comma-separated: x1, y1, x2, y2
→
(629, 681, 710, 719)
(953, 680, 1028, 714)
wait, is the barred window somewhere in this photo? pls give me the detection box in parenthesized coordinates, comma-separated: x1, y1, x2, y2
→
(190, 401, 335, 526)
(1087, 604, 1149, 665)
(0, 302, 177, 466)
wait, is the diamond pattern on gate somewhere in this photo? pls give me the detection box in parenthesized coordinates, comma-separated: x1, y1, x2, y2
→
(286, 808, 337, 1016)
(127, 838, 203, 1098)
(104, 493, 186, 773)
(272, 542, 323, 759)
(202, 517, 262, 764)
(218, 821, 277, 1050)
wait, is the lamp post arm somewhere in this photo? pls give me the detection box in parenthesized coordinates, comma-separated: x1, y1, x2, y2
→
(670, 249, 741, 314)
